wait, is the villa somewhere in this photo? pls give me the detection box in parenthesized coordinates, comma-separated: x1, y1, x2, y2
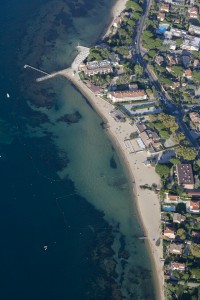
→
(188, 7, 198, 19)
(186, 200, 200, 214)
(164, 226, 175, 239)
(176, 164, 194, 189)
(189, 112, 200, 130)
(181, 37, 200, 51)
(168, 82, 180, 90)
(107, 90, 147, 103)
(169, 243, 183, 255)
(157, 12, 165, 21)
(189, 25, 200, 36)
(171, 262, 186, 271)
(173, 213, 186, 224)
(160, 4, 170, 12)
(164, 193, 179, 203)
(184, 69, 192, 79)
(79, 60, 113, 76)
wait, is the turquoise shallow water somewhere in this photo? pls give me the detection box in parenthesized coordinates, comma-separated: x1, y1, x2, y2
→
(0, 0, 157, 299)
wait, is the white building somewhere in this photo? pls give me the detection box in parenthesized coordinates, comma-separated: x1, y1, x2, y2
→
(181, 36, 200, 51)
(189, 25, 200, 36)
(107, 90, 147, 103)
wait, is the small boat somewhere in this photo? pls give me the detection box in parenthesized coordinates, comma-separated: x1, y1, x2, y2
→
(43, 245, 48, 251)
(6, 93, 10, 98)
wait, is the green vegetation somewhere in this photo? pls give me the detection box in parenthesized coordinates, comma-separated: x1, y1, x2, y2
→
(142, 30, 162, 50)
(177, 228, 186, 240)
(134, 64, 143, 76)
(173, 132, 186, 144)
(155, 163, 171, 179)
(171, 65, 184, 78)
(176, 146, 197, 161)
(126, 0, 143, 12)
(129, 131, 138, 139)
(170, 158, 181, 165)
(192, 71, 200, 83)
(87, 47, 110, 61)
(190, 244, 200, 258)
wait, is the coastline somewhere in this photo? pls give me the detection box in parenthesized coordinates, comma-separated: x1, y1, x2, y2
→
(102, 0, 127, 39)
(63, 69, 165, 300)
(36, 0, 165, 297)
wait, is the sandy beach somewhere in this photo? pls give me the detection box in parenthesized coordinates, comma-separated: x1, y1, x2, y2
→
(102, 0, 127, 38)
(35, 0, 165, 297)
(61, 68, 165, 300)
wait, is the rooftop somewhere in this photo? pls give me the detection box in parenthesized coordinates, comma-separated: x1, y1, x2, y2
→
(109, 90, 146, 98)
(176, 164, 194, 186)
(190, 200, 200, 210)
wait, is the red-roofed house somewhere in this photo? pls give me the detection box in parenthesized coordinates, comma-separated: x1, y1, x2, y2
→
(171, 262, 185, 271)
(164, 226, 175, 239)
(184, 69, 192, 79)
(160, 4, 170, 12)
(164, 193, 180, 203)
(157, 12, 165, 21)
(187, 201, 200, 214)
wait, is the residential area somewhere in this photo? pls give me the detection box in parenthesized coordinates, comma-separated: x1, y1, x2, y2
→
(76, 0, 200, 299)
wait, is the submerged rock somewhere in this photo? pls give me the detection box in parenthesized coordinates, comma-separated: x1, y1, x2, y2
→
(57, 111, 82, 124)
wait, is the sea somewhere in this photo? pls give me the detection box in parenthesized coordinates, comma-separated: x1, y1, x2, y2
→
(0, 0, 157, 299)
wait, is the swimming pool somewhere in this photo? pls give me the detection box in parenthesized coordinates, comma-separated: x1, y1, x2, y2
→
(156, 24, 169, 34)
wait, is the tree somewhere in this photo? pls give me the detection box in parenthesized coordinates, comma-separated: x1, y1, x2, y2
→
(123, 61, 134, 75)
(116, 74, 131, 85)
(176, 146, 197, 161)
(173, 132, 185, 144)
(113, 46, 129, 57)
(134, 64, 143, 76)
(176, 228, 186, 240)
(126, 1, 143, 12)
(192, 51, 200, 60)
(192, 71, 200, 83)
(170, 158, 181, 165)
(190, 268, 200, 280)
(155, 163, 170, 179)
(171, 65, 184, 78)
(157, 113, 179, 132)
(190, 244, 200, 258)
(159, 75, 174, 86)
(130, 132, 138, 139)
(159, 130, 170, 140)
(176, 203, 186, 214)
(87, 47, 110, 61)
(195, 159, 200, 167)
(175, 38, 183, 48)
(148, 49, 156, 58)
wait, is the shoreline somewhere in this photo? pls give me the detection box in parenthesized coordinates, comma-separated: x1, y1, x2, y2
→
(101, 0, 127, 39)
(39, 0, 165, 297)
(63, 69, 165, 300)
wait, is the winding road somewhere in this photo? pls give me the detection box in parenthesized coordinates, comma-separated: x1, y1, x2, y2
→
(134, 0, 198, 149)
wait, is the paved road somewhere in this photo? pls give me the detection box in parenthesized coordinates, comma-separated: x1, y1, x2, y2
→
(133, 0, 198, 149)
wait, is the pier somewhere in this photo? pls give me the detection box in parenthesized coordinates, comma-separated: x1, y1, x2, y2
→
(24, 45, 90, 83)
(24, 64, 49, 75)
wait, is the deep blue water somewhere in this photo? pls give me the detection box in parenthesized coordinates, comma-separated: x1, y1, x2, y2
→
(0, 1, 157, 299)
